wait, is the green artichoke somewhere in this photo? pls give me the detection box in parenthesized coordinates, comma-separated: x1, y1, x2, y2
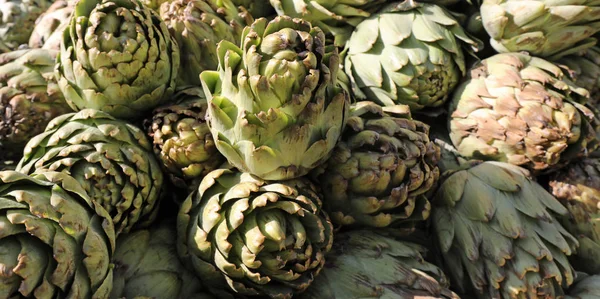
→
(299, 230, 459, 299)
(0, 48, 72, 160)
(201, 16, 350, 180)
(111, 221, 215, 299)
(269, 0, 386, 46)
(0, 0, 52, 52)
(311, 101, 440, 228)
(449, 52, 600, 174)
(566, 274, 600, 299)
(481, 0, 600, 60)
(146, 88, 224, 190)
(549, 158, 600, 275)
(56, 0, 180, 120)
(159, 0, 252, 88)
(17, 109, 164, 235)
(28, 0, 74, 51)
(432, 160, 578, 299)
(558, 47, 600, 106)
(0, 171, 116, 298)
(344, 0, 481, 111)
(177, 168, 334, 298)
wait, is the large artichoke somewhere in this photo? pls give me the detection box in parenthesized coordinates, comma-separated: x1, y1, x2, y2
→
(432, 160, 578, 299)
(566, 274, 600, 299)
(146, 88, 224, 190)
(558, 47, 600, 107)
(0, 48, 72, 160)
(311, 101, 439, 228)
(0, 0, 51, 52)
(200, 16, 350, 180)
(344, 0, 481, 111)
(17, 109, 164, 235)
(548, 158, 600, 275)
(481, 0, 600, 60)
(177, 168, 334, 298)
(299, 231, 459, 299)
(55, 0, 180, 120)
(449, 52, 600, 174)
(159, 0, 252, 88)
(269, 0, 386, 46)
(28, 0, 74, 51)
(0, 171, 116, 298)
(111, 221, 214, 299)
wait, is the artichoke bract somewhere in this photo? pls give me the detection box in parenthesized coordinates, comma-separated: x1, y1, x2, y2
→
(0, 171, 116, 298)
(269, 0, 386, 46)
(0, 48, 72, 160)
(160, 0, 252, 88)
(17, 109, 164, 235)
(481, 0, 600, 60)
(299, 231, 459, 299)
(432, 161, 578, 299)
(111, 221, 214, 299)
(28, 0, 74, 51)
(344, 1, 481, 111)
(146, 88, 224, 190)
(311, 101, 440, 228)
(0, 0, 51, 52)
(566, 274, 600, 299)
(201, 16, 350, 180)
(558, 47, 600, 107)
(549, 158, 600, 275)
(56, 0, 180, 120)
(177, 168, 334, 299)
(449, 52, 599, 174)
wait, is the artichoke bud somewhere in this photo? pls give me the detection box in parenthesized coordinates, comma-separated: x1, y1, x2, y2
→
(178, 168, 333, 298)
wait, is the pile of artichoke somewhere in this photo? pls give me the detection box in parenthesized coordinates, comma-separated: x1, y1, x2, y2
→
(3, 0, 600, 298)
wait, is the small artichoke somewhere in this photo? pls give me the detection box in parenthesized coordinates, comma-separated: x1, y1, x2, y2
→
(558, 47, 600, 107)
(549, 158, 600, 275)
(0, 48, 72, 160)
(566, 274, 600, 299)
(449, 52, 599, 174)
(177, 168, 334, 298)
(0, 0, 51, 52)
(17, 109, 164, 235)
(56, 0, 180, 120)
(299, 231, 459, 299)
(311, 101, 440, 228)
(201, 16, 350, 180)
(146, 88, 224, 190)
(344, 1, 481, 110)
(28, 0, 74, 51)
(432, 161, 578, 299)
(481, 0, 600, 60)
(0, 171, 116, 298)
(160, 0, 252, 88)
(269, 0, 386, 46)
(111, 221, 214, 299)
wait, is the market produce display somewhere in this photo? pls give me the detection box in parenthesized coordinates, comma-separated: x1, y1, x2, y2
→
(3, 0, 600, 298)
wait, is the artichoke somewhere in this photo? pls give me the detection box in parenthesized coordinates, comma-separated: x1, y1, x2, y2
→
(201, 16, 350, 180)
(558, 47, 600, 107)
(0, 48, 72, 161)
(344, 0, 481, 111)
(0, 171, 116, 298)
(146, 88, 224, 190)
(566, 274, 600, 299)
(159, 0, 252, 88)
(0, 0, 51, 52)
(177, 168, 334, 298)
(17, 109, 164, 235)
(28, 0, 74, 51)
(449, 52, 600, 174)
(548, 158, 600, 275)
(481, 0, 600, 60)
(299, 231, 459, 299)
(311, 101, 440, 228)
(269, 0, 386, 47)
(231, 0, 273, 18)
(55, 0, 180, 120)
(111, 221, 214, 299)
(432, 160, 578, 299)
